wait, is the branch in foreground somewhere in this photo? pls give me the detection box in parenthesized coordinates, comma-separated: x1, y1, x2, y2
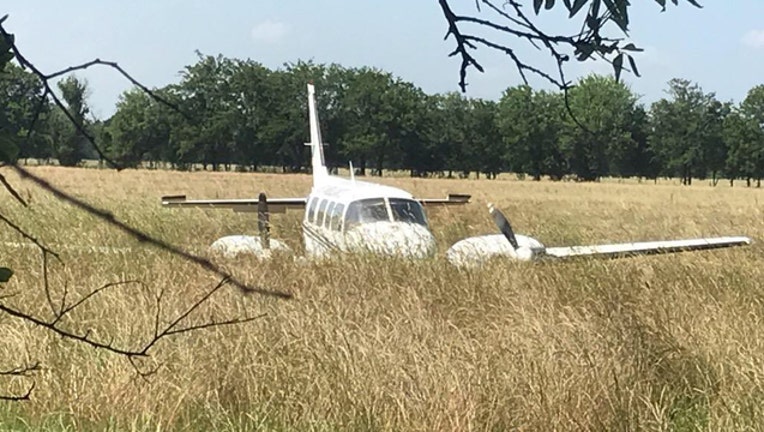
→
(0, 277, 264, 360)
(8, 164, 291, 300)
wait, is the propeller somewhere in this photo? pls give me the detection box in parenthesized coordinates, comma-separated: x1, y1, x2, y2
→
(488, 203, 518, 249)
(257, 192, 270, 250)
(488, 203, 535, 261)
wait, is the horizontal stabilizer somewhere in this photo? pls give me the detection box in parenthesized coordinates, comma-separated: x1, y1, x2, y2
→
(545, 236, 752, 259)
(418, 194, 471, 206)
(161, 195, 306, 214)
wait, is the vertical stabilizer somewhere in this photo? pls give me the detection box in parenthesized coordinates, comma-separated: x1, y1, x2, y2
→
(305, 83, 328, 182)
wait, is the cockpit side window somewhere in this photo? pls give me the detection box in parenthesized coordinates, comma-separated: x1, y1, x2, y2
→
(344, 198, 389, 231)
(389, 198, 428, 226)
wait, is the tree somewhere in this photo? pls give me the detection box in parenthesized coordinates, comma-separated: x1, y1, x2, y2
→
(649, 79, 727, 185)
(107, 88, 172, 168)
(0, 62, 49, 161)
(427, 91, 470, 177)
(725, 86, 764, 186)
(466, 98, 504, 178)
(562, 74, 641, 181)
(438, 0, 702, 93)
(334, 67, 426, 176)
(55, 75, 90, 166)
(497, 85, 566, 180)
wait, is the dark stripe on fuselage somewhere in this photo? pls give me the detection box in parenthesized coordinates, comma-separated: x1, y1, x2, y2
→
(302, 222, 341, 252)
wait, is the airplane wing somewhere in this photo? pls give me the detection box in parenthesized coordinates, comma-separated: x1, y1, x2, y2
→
(161, 195, 307, 214)
(544, 236, 752, 259)
(417, 194, 471, 206)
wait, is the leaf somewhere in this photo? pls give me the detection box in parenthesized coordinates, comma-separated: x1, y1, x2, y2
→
(655, 0, 666, 9)
(545, 0, 556, 10)
(613, 53, 624, 83)
(575, 43, 596, 61)
(569, 0, 589, 17)
(621, 43, 644, 52)
(0, 267, 12, 283)
(586, 15, 600, 32)
(603, 0, 628, 31)
(534, 0, 544, 14)
(627, 55, 640, 77)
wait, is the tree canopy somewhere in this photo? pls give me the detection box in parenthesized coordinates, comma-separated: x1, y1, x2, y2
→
(4, 52, 764, 186)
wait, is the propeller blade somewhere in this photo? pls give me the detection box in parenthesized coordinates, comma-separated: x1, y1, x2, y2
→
(488, 203, 519, 250)
(257, 192, 270, 250)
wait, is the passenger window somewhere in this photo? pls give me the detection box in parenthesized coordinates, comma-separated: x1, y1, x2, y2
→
(317, 199, 328, 225)
(330, 204, 344, 231)
(324, 202, 336, 228)
(306, 197, 317, 222)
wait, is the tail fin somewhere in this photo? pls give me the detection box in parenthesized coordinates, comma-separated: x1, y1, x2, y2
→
(305, 83, 328, 181)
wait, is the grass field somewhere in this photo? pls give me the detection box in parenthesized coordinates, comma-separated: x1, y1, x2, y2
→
(1, 166, 763, 431)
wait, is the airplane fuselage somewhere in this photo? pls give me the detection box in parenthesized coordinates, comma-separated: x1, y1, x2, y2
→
(301, 175, 437, 259)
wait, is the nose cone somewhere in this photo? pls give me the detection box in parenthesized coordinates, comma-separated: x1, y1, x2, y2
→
(345, 222, 437, 259)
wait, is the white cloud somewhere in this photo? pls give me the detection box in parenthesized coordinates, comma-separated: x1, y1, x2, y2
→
(250, 20, 289, 44)
(742, 29, 764, 49)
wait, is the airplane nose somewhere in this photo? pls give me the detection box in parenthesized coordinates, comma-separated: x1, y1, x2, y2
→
(346, 222, 437, 259)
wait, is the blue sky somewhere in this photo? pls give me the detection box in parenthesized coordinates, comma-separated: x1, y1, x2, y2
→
(4, 1, 764, 118)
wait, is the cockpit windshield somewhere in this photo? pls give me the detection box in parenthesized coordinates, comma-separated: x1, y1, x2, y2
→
(344, 198, 428, 231)
(388, 198, 428, 226)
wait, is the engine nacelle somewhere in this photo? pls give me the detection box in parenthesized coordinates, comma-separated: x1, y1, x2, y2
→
(446, 234, 546, 268)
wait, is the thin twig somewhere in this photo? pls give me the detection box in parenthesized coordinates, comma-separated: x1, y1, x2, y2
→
(9, 165, 292, 300)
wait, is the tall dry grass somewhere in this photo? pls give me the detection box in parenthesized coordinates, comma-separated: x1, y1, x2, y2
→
(0, 166, 763, 431)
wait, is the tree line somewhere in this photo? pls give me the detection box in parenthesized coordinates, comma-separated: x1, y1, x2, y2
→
(3, 53, 764, 185)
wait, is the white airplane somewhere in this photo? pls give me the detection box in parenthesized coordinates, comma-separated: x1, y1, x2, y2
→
(162, 83, 752, 266)
(162, 83, 471, 260)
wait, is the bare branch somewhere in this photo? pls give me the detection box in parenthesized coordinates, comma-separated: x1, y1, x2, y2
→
(0, 173, 27, 207)
(52, 280, 145, 325)
(439, 0, 645, 95)
(0, 211, 60, 261)
(141, 277, 265, 354)
(439, 0, 485, 92)
(0, 381, 34, 402)
(8, 165, 292, 300)
(0, 363, 41, 376)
